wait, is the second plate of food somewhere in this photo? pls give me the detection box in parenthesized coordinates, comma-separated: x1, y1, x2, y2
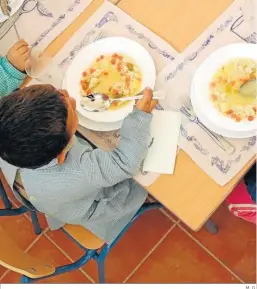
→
(191, 43, 257, 138)
(65, 37, 156, 123)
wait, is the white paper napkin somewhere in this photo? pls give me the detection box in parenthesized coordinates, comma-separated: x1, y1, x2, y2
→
(143, 110, 181, 174)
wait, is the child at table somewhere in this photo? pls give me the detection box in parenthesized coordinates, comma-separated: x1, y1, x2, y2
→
(0, 40, 30, 97)
(0, 85, 157, 244)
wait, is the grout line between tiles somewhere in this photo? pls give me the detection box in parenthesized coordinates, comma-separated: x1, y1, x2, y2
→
(9, 199, 19, 209)
(0, 269, 10, 282)
(160, 208, 178, 223)
(79, 268, 94, 282)
(177, 223, 245, 283)
(23, 212, 31, 222)
(146, 195, 177, 224)
(25, 227, 49, 253)
(12, 199, 50, 233)
(7, 198, 93, 282)
(123, 221, 179, 283)
(44, 233, 95, 283)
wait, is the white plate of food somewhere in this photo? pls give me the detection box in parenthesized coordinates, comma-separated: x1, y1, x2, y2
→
(65, 37, 156, 123)
(0, 0, 24, 22)
(191, 43, 257, 138)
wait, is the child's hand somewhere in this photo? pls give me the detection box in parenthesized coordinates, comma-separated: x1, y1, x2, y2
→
(136, 87, 158, 113)
(7, 40, 30, 72)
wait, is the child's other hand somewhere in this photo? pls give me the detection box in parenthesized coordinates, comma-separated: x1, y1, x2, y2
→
(136, 87, 158, 113)
(7, 40, 30, 72)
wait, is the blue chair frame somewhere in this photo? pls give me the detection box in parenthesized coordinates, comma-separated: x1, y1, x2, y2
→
(1, 175, 219, 283)
(0, 180, 12, 209)
(0, 180, 42, 235)
(0, 169, 163, 282)
(19, 202, 163, 284)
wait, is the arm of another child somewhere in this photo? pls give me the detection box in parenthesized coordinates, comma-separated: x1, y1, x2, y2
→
(81, 88, 158, 188)
(0, 40, 30, 97)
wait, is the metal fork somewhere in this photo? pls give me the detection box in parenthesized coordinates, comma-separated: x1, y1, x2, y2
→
(180, 100, 236, 155)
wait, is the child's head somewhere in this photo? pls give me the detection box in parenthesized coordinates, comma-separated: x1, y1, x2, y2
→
(0, 85, 78, 169)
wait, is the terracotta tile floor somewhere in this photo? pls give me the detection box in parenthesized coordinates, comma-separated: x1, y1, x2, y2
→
(0, 189, 256, 284)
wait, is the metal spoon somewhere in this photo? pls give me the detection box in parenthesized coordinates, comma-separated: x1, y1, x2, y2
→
(81, 90, 166, 112)
(240, 79, 256, 97)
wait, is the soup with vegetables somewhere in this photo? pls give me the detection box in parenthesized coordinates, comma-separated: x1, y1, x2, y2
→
(80, 53, 142, 110)
(210, 58, 257, 122)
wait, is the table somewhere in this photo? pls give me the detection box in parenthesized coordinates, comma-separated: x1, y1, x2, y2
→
(42, 0, 255, 231)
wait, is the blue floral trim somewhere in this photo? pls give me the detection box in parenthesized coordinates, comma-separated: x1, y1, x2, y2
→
(95, 11, 118, 27)
(58, 30, 97, 68)
(241, 136, 256, 152)
(58, 10, 176, 68)
(31, 0, 83, 47)
(180, 125, 209, 155)
(211, 154, 241, 174)
(125, 25, 174, 61)
(164, 12, 243, 82)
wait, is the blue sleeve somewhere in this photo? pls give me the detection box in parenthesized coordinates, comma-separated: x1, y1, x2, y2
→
(80, 108, 152, 188)
(0, 56, 27, 98)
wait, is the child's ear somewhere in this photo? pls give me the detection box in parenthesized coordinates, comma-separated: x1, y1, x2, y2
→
(57, 150, 66, 165)
(57, 138, 74, 165)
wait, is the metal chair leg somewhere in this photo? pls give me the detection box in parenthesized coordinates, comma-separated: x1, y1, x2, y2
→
(204, 219, 218, 234)
(107, 202, 163, 252)
(0, 181, 12, 209)
(97, 257, 106, 283)
(20, 276, 30, 283)
(0, 206, 28, 216)
(30, 211, 42, 235)
(19, 202, 163, 283)
(94, 202, 163, 283)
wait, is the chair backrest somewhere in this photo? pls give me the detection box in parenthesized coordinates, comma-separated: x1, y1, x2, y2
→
(14, 171, 27, 196)
(13, 171, 37, 211)
(0, 225, 55, 279)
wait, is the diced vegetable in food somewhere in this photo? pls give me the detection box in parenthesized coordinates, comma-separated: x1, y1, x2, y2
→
(210, 58, 257, 122)
(126, 63, 134, 71)
(80, 53, 142, 110)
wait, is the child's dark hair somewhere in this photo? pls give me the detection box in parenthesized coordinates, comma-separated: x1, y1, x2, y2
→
(0, 85, 69, 169)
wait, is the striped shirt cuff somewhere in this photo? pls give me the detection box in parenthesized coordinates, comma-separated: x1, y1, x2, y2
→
(131, 107, 153, 123)
(121, 107, 153, 135)
(2, 56, 26, 80)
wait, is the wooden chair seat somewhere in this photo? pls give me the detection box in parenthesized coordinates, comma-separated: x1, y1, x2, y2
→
(0, 225, 55, 279)
(64, 224, 105, 250)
